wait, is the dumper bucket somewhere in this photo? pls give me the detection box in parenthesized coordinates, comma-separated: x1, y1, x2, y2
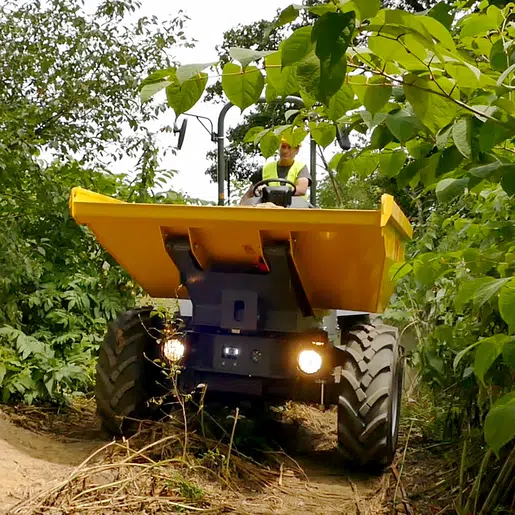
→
(69, 187, 413, 313)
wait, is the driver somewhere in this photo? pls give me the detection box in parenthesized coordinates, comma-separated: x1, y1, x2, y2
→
(239, 138, 311, 204)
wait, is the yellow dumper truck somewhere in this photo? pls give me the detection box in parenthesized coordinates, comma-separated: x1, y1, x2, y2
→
(69, 176, 412, 470)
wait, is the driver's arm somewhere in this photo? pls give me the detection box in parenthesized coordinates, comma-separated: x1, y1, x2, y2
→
(239, 169, 262, 205)
(294, 177, 309, 196)
(239, 184, 255, 204)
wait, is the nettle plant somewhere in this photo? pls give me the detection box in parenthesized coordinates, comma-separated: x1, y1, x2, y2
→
(140, 1, 515, 455)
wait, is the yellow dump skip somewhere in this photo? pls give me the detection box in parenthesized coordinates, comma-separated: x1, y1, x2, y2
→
(69, 187, 413, 313)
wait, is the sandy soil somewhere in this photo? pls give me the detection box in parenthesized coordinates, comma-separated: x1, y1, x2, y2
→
(0, 405, 104, 514)
(0, 401, 393, 515)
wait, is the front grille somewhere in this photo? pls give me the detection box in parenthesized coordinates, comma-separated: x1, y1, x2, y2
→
(185, 331, 295, 379)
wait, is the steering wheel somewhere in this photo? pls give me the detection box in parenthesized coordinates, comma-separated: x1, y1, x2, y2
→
(251, 177, 297, 197)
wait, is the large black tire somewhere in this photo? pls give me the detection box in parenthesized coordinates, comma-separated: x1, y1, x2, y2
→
(335, 320, 404, 471)
(95, 307, 170, 436)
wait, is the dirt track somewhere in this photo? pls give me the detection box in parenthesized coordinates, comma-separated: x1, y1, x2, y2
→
(0, 400, 398, 514)
(0, 406, 103, 514)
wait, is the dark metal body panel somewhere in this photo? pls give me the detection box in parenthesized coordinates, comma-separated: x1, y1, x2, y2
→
(165, 237, 318, 333)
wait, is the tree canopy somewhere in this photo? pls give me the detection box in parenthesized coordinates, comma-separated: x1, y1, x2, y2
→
(0, 0, 196, 403)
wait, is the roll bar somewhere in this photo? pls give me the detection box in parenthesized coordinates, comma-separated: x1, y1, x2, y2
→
(216, 96, 317, 206)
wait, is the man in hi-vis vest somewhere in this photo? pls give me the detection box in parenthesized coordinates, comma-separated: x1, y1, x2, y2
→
(240, 138, 311, 204)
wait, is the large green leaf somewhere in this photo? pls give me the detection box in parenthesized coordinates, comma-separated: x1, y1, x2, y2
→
(296, 50, 321, 102)
(452, 118, 472, 159)
(368, 34, 425, 71)
(281, 26, 313, 68)
(435, 177, 469, 203)
(296, 50, 348, 106)
(420, 153, 441, 186)
(438, 146, 464, 177)
(484, 391, 515, 456)
(166, 72, 208, 116)
(413, 253, 441, 287)
(406, 140, 433, 160)
(340, 0, 380, 21)
(308, 3, 338, 16)
(396, 160, 422, 188)
(474, 277, 512, 308)
(176, 62, 216, 85)
(385, 110, 421, 143)
(265, 82, 278, 102)
(499, 278, 515, 333)
(265, 51, 298, 97)
(403, 74, 459, 133)
(349, 74, 367, 104)
(502, 170, 515, 195)
(479, 120, 509, 153)
(370, 124, 394, 150)
(474, 334, 509, 386)
(445, 61, 481, 89)
(388, 261, 413, 281)
(244, 126, 265, 143)
(455, 277, 492, 311)
(467, 161, 515, 194)
(328, 152, 356, 182)
(361, 111, 387, 130)
(139, 69, 175, 102)
(337, 159, 354, 183)
(354, 154, 378, 178)
(327, 84, 354, 121)
(311, 11, 355, 104)
(427, 1, 453, 30)
(364, 77, 392, 116)
(229, 48, 275, 70)
(490, 39, 510, 72)
(378, 150, 407, 178)
(281, 126, 308, 148)
(503, 338, 515, 370)
(453, 340, 482, 370)
(312, 11, 354, 62)
(420, 15, 455, 51)
(468, 162, 515, 180)
(222, 63, 264, 112)
(309, 121, 336, 148)
(455, 276, 511, 311)
(140, 80, 173, 103)
(259, 131, 280, 158)
(276, 4, 300, 28)
(328, 153, 344, 171)
(459, 13, 499, 39)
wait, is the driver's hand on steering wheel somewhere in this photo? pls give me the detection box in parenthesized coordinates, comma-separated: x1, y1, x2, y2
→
(255, 184, 264, 195)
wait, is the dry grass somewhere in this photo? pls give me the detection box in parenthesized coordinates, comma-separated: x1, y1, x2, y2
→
(3, 393, 402, 515)
(7, 405, 301, 514)
(4, 366, 455, 514)
(6, 387, 366, 515)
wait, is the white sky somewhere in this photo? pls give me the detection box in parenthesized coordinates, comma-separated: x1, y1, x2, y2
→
(114, 0, 326, 203)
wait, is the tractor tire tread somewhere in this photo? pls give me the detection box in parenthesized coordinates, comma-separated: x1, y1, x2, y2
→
(94, 307, 166, 436)
(336, 322, 403, 470)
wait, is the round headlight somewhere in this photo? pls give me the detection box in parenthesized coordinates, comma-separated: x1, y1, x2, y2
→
(163, 338, 185, 362)
(298, 350, 322, 374)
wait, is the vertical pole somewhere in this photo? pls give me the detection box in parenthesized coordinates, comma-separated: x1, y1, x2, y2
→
(310, 135, 317, 207)
(217, 133, 225, 206)
(216, 97, 305, 206)
(226, 161, 231, 204)
(217, 102, 234, 206)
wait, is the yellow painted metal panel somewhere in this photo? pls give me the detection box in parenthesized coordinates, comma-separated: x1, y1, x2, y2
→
(69, 187, 413, 312)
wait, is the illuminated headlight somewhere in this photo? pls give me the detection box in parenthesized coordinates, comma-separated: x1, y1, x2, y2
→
(163, 338, 185, 362)
(298, 350, 322, 374)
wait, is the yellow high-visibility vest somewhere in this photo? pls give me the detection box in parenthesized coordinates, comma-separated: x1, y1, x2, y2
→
(262, 161, 307, 195)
